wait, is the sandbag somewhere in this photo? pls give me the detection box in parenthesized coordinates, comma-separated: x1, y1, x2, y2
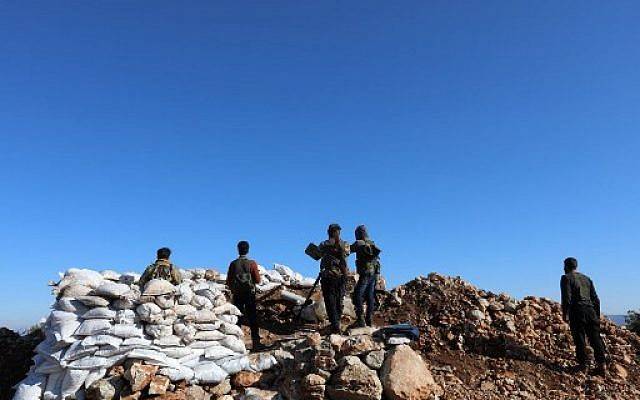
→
(63, 341, 99, 361)
(82, 308, 116, 320)
(160, 346, 193, 359)
(217, 314, 239, 325)
(213, 303, 242, 316)
(175, 304, 197, 317)
(111, 298, 135, 310)
(80, 335, 122, 349)
(218, 356, 252, 375)
(155, 294, 175, 309)
(43, 371, 64, 400)
(154, 335, 182, 347)
(220, 335, 246, 353)
(274, 264, 294, 279)
(188, 341, 220, 349)
(76, 296, 110, 308)
(93, 281, 131, 298)
(55, 298, 90, 314)
(192, 362, 228, 384)
(60, 369, 90, 398)
(12, 373, 46, 400)
(191, 295, 213, 310)
(75, 319, 112, 336)
(127, 348, 168, 364)
(194, 330, 225, 341)
(122, 337, 153, 347)
(203, 345, 237, 361)
(145, 324, 173, 339)
(136, 303, 162, 322)
(50, 319, 81, 345)
(220, 322, 243, 337)
(67, 357, 109, 370)
(114, 309, 136, 325)
(100, 270, 121, 280)
(158, 366, 194, 382)
(173, 323, 196, 338)
(176, 283, 194, 305)
(58, 269, 105, 290)
(119, 272, 140, 285)
(109, 324, 144, 338)
(193, 322, 221, 331)
(143, 279, 175, 296)
(60, 284, 94, 298)
(189, 309, 217, 323)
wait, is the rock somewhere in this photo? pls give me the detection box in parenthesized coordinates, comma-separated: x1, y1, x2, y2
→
(241, 388, 279, 399)
(347, 327, 377, 336)
(329, 334, 347, 351)
(231, 371, 263, 387)
(468, 309, 485, 321)
(124, 363, 159, 392)
(343, 297, 357, 318)
(340, 335, 382, 356)
(209, 378, 232, 396)
(148, 375, 170, 395)
(326, 356, 383, 400)
(613, 363, 628, 380)
(381, 345, 438, 400)
(363, 349, 385, 370)
(86, 379, 116, 400)
(300, 373, 326, 400)
(306, 332, 322, 347)
(185, 385, 211, 400)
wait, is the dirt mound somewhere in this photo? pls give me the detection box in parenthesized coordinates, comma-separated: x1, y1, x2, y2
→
(376, 273, 640, 399)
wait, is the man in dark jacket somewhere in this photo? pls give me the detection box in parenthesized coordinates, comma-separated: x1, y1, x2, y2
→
(561, 257, 607, 375)
(227, 241, 263, 350)
(350, 225, 381, 328)
(318, 224, 351, 334)
(139, 247, 183, 289)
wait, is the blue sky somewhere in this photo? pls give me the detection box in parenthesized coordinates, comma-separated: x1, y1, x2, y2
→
(1, 1, 639, 329)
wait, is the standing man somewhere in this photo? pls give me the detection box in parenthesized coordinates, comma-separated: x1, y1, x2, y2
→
(226, 241, 263, 351)
(318, 223, 351, 334)
(561, 257, 607, 375)
(139, 247, 183, 288)
(350, 225, 381, 328)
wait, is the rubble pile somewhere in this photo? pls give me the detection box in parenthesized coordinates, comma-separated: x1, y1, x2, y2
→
(8, 266, 640, 400)
(378, 273, 640, 399)
(277, 329, 441, 400)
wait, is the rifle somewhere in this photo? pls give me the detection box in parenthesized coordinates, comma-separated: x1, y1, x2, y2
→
(293, 270, 323, 323)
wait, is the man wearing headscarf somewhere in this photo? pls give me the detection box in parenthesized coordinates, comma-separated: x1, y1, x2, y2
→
(350, 225, 381, 328)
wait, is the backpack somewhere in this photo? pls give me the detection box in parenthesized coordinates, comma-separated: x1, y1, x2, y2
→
(232, 258, 255, 295)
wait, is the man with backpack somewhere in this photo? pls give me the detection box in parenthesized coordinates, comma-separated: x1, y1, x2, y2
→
(350, 225, 381, 328)
(318, 224, 351, 334)
(226, 241, 263, 350)
(139, 247, 183, 289)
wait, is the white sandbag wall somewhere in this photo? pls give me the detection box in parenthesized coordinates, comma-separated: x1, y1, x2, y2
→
(14, 267, 277, 400)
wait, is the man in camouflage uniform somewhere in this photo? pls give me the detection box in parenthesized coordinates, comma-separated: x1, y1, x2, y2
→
(226, 241, 263, 350)
(561, 257, 607, 375)
(350, 225, 381, 328)
(318, 224, 351, 334)
(139, 247, 183, 289)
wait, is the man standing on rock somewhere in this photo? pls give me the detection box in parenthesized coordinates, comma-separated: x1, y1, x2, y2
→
(350, 225, 381, 328)
(318, 223, 351, 334)
(561, 257, 607, 375)
(227, 240, 263, 351)
(139, 247, 183, 288)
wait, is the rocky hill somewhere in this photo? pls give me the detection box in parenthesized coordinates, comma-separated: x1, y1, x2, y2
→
(5, 268, 640, 400)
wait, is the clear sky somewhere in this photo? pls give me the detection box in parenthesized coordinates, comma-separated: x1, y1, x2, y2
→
(1, 1, 639, 330)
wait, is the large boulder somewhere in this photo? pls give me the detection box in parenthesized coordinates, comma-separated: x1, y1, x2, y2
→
(326, 356, 382, 400)
(380, 345, 439, 400)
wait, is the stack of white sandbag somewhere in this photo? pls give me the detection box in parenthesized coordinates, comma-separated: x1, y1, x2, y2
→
(255, 263, 316, 293)
(14, 268, 277, 400)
